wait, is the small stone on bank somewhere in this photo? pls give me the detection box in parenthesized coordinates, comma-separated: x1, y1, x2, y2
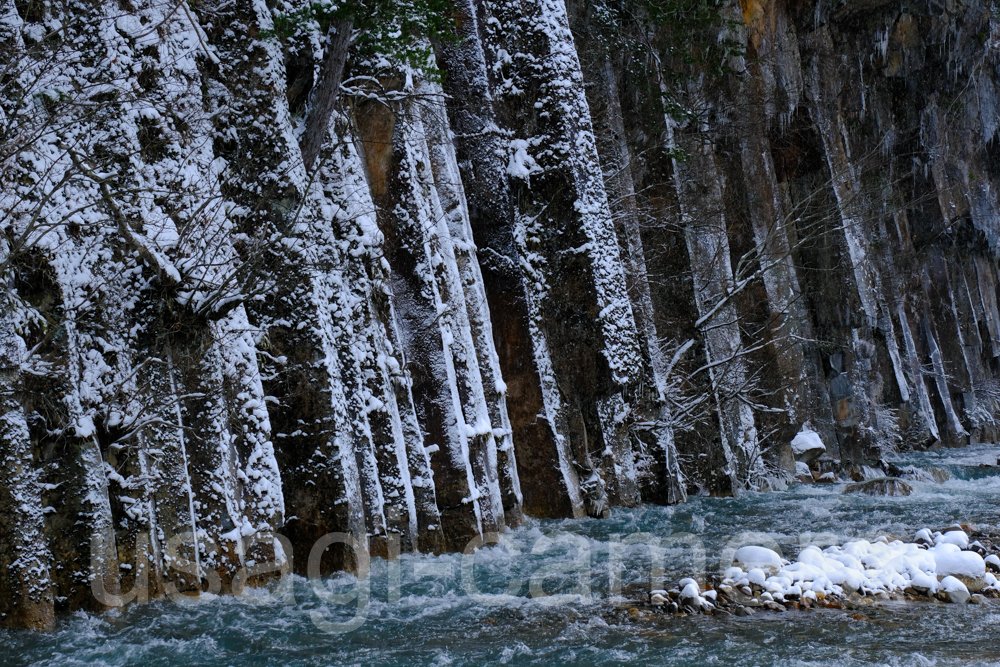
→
(986, 554, 1000, 572)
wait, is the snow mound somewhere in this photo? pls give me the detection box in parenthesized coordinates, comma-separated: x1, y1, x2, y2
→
(733, 546, 784, 574)
(936, 529, 970, 549)
(685, 529, 1000, 607)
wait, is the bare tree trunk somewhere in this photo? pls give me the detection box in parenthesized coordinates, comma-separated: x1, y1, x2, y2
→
(300, 20, 353, 172)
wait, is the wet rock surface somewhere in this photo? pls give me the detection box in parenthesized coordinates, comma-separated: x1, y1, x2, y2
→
(844, 478, 914, 496)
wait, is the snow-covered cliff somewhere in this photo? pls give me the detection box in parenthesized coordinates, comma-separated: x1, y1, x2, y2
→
(1, 0, 998, 629)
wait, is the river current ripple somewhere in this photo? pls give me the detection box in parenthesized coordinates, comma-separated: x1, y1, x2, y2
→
(6, 444, 1000, 666)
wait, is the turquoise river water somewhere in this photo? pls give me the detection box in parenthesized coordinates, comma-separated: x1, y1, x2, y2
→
(5, 444, 1000, 666)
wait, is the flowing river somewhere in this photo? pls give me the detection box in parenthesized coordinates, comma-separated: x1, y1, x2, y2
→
(6, 444, 1000, 666)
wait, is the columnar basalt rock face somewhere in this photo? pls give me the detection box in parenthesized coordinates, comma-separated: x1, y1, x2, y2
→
(1, 0, 999, 628)
(435, 0, 579, 519)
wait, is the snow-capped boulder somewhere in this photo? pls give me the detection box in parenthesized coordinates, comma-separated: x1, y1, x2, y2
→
(934, 549, 986, 592)
(794, 461, 813, 484)
(744, 568, 766, 588)
(679, 582, 705, 610)
(734, 546, 784, 575)
(909, 570, 938, 594)
(939, 575, 970, 604)
(985, 554, 1000, 573)
(935, 529, 970, 549)
(790, 429, 826, 464)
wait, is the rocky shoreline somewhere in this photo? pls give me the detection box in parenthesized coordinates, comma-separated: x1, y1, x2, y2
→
(622, 525, 1000, 622)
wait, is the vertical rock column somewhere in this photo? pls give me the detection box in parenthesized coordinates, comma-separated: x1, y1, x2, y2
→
(435, 0, 576, 519)
(476, 0, 646, 517)
(735, 3, 834, 458)
(0, 6, 60, 618)
(0, 6, 53, 628)
(577, 47, 685, 505)
(805, 24, 961, 449)
(0, 252, 55, 630)
(669, 130, 765, 492)
(739, 123, 830, 447)
(202, 0, 374, 573)
(419, 84, 525, 523)
(313, 118, 445, 554)
(356, 74, 504, 548)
